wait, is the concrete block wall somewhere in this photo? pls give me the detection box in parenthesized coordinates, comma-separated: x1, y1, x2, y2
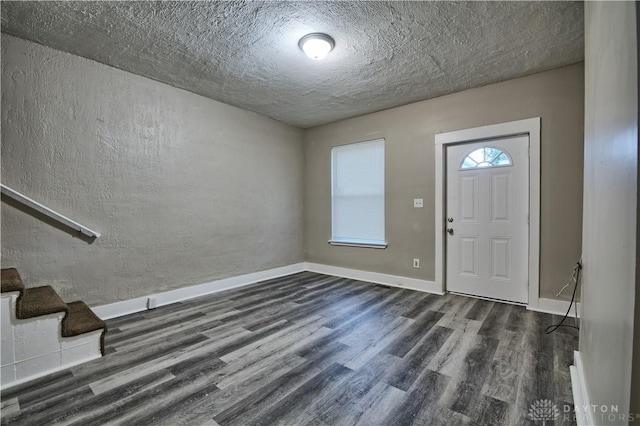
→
(1, 293, 102, 388)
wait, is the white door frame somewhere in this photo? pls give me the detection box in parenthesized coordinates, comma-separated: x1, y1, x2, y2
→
(435, 117, 541, 308)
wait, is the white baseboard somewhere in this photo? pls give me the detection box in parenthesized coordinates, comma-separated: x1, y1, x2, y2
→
(571, 351, 593, 426)
(93, 262, 441, 321)
(94, 262, 576, 321)
(92, 263, 306, 320)
(304, 262, 444, 295)
(528, 297, 581, 318)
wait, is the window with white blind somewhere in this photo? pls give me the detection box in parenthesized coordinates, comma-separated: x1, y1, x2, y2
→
(330, 138, 387, 248)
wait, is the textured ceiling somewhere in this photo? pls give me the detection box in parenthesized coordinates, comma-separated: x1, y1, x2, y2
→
(1, 1, 584, 128)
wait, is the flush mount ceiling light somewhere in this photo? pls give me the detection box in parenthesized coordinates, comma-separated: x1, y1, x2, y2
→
(299, 33, 335, 60)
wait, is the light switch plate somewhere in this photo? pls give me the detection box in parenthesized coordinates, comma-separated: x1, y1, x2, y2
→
(413, 198, 424, 208)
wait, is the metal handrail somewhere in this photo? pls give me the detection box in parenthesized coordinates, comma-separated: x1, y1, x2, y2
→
(1, 184, 101, 238)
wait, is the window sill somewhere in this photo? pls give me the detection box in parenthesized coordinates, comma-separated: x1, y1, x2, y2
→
(328, 240, 388, 249)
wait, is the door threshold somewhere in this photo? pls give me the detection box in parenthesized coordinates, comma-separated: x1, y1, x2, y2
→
(447, 291, 527, 307)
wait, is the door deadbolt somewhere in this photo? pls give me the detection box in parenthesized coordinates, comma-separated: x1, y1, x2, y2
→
(446, 228, 454, 235)
(447, 217, 454, 223)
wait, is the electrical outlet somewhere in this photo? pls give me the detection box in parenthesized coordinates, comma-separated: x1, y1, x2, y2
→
(147, 297, 158, 310)
(413, 198, 424, 208)
(413, 258, 420, 268)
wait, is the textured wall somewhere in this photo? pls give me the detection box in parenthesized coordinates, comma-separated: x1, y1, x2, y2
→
(1, 34, 304, 306)
(580, 2, 637, 422)
(634, 3, 640, 413)
(304, 64, 584, 301)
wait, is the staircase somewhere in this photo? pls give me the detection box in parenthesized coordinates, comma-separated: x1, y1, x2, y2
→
(1, 268, 107, 388)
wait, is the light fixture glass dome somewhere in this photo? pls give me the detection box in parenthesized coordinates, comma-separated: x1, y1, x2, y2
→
(299, 33, 335, 60)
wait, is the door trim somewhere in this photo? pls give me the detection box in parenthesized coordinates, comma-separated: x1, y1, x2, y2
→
(434, 117, 541, 308)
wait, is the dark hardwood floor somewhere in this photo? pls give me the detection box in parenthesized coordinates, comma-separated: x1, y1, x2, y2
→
(0, 272, 579, 425)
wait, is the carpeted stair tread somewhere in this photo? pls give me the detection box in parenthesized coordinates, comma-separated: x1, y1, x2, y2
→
(17, 286, 69, 319)
(62, 301, 107, 337)
(1, 268, 24, 293)
(3, 267, 108, 358)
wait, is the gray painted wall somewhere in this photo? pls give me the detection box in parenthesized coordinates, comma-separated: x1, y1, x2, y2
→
(304, 64, 584, 301)
(1, 34, 304, 306)
(634, 5, 640, 415)
(580, 2, 638, 423)
(1, 32, 586, 310)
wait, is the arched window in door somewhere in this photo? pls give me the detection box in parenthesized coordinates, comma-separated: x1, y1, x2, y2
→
(460, 147, 512, 170)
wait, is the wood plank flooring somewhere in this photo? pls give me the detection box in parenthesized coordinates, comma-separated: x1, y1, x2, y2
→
(0, 272, 579, 425)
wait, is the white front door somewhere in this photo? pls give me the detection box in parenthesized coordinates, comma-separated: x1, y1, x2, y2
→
(445, 136, 529, 303)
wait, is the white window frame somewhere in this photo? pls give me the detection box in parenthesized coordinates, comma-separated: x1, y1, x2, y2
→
(459, 146, 513, 170)
(329, 138, 387, 249)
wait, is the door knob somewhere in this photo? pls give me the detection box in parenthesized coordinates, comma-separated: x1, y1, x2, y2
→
(446, 228, 454, 235)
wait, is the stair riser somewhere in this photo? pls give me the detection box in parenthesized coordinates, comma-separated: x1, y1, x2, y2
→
(1, 294, 102, 389)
